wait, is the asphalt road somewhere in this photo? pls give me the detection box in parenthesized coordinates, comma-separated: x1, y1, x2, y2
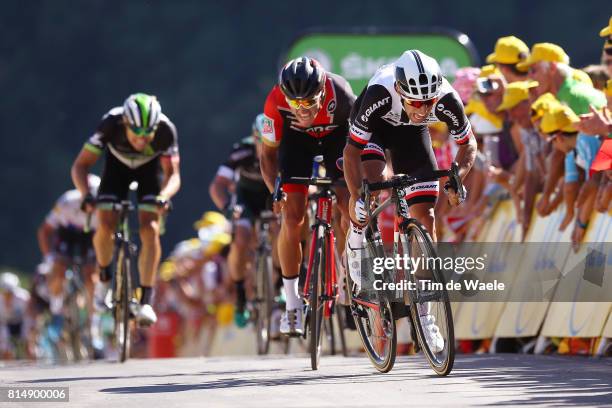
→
(1, 354, 611, 407)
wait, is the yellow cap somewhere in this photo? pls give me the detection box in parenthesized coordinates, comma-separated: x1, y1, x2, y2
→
(203, 232, 232, 257)
(572, 68, 593, 86)
(479, 64, 502, 78)
(193, 211, 226, 230)
(159, 260, 177, 282)
(605, 79, 612, 97)
(496, 80, 539, 112)
(465, 98, 504, 129)
(530, 93, 562, 122)
(539, 105, 579, 134)
(516, 43, 570, 70)
(486, 36, 530, 65)
(600, 16, 612, 37)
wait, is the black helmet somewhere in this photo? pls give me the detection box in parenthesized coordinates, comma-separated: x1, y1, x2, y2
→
(279, 57, 326, 100)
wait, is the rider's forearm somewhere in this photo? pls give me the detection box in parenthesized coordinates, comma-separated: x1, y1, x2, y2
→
(159, 172, 181, 200)
(454, 136, 477, 180)
(37, 223, 52, 256)
(343, 143, 364, 197)
(209, 177, 231, 210)
(71, 161, 91, 197)
(260, 145, 279, 193)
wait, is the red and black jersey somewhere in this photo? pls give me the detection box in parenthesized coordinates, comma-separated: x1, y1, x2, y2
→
(261, 73, 356, 147)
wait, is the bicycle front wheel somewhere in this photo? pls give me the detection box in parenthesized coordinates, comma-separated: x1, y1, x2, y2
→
(255, 249, 274, 355)
(308, 228, 325, 370)
(348, 236, 397, 373)
(400, 220, 454, 376)
(114, 244, 131, 363)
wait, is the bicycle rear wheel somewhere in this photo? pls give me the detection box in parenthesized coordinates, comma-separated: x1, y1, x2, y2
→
(114, 245, 131, 363)
(400, 220, 454, 376)
(335, 304, 349, 357)
(308, 228, 325, 370)
(324, 314, 336, 355)
(348, 236, 396, 373)
(255, 249, 274, 355)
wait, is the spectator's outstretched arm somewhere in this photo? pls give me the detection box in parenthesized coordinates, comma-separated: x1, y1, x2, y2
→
(560, 180, 580, 232)
(537, 149, 564, 216)
(595, 171, 612, 212)
(572, 173, 600, 251)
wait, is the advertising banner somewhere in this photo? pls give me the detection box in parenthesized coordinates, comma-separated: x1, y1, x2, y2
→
(494, 204, 572, 338)
(284, 29, 479, 92)
(540, 211, 612, 337)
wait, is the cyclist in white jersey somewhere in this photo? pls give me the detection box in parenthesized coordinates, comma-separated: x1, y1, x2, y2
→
(37, 174, 100, 319)
(0, 273, 31, 359)
(343, 50, 477, 352)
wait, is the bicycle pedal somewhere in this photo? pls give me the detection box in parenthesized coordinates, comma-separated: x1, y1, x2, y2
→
(351, 307, 369, 320)
(282, 331, 303, 339)
(418, 291, 442, 302)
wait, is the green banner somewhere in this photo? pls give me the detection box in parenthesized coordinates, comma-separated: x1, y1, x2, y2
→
(285, 30, 479, 91)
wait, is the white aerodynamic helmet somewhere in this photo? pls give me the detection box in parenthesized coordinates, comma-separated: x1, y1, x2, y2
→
(394, 50, 443, 101)
(88, 173, 101, 197)
(0, 272, 20, 292)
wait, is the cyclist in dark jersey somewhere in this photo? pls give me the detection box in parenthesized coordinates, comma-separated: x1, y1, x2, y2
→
(343, 50, 477, 352)
(260, 57, 356, 335)
(71, 93, 181, 327)
(209, 114, 275, 327)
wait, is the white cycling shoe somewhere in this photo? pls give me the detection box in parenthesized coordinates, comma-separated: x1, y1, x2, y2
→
(280, 308, 303, 337)
(94, 281, 111, 312)
(270, 308, 282, 340)
(131, 303, 158, 327)
(420, 313, 444, 353)
(346, 241, 362, 292)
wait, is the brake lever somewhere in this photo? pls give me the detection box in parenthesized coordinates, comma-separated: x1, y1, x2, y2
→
(272, 176, 283, 202)
(449, 162, 466, 202)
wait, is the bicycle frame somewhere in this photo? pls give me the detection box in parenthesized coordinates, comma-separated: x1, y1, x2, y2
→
(302, 188, 337, 318)
(110, 201, 139, 302)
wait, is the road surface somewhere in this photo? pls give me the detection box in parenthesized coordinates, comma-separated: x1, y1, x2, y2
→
(1, 354, 611, 407)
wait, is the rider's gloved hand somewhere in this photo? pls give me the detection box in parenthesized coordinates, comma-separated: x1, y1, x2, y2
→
(444, 180, 467, 206)
(81, 193, 96, 212)
(351, 196, 367, 224)
(222, 202, 234, 220)
(271, 176, 285, 214)
(154, 195, 172, 214)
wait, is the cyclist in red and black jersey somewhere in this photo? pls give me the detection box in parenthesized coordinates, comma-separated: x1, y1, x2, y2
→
(260, 57, 356, 336)
(343, 50, 477, 351)
(71, 93, 181, 327)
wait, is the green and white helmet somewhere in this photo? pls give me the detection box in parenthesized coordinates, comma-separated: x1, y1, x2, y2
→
(123, 93, 162, 135)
